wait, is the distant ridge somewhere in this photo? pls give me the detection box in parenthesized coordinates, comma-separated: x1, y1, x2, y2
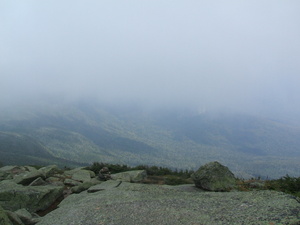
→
(1, 102, 300, 178)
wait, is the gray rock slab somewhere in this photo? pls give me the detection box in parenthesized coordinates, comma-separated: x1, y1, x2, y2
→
(0, 166, 26, 181)
(0, 166, 24, 173)
(71, 179, 102, 194)
(87, 170, 96, 178)
(0, 180, 63, 213)
(63, 167, 86, 177)
(87, 180, 121, 193)
(38, 165, 61, 179)
(23, 166, 38, 173)
(15, 208, 32, 225)
(29, 177, 47, 186)
(14, 208, 41, 225)
(64, 179, 82, 187)
(111, 170, 147, 183)
(0, 205, 12, 225)
(45, 177, 60, 183)
(13, 170, 44, 185)
(71, 170, 91, 183)
(37, 182, 300, 225)
(5, 210, 24, 225)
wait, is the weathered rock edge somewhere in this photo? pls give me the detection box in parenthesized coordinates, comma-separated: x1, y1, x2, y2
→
(37, 182, 300, 225)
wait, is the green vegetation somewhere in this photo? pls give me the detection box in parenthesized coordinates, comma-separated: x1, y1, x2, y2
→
(88, 162, 132, 174)
(87, 162, 300, 193)
(237, 175, 300, 198)
(87, 162, 300, 192)
(86, 162, 194, 185)
(265, 175, 300, 197)
(87, 162, 194, 177)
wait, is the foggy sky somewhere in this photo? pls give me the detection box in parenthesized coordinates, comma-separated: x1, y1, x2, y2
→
(1, 1, 300, 119)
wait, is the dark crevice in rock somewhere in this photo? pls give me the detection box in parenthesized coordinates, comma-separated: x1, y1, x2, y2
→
(36, 194, 64, 217)
(36, 186, 69, 217)
(115, 181, 122, 188)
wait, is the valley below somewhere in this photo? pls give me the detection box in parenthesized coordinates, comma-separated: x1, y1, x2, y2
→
(1, 102, 300, 179)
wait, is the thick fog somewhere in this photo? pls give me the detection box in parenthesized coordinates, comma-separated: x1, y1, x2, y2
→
(1, 1, 300, 120)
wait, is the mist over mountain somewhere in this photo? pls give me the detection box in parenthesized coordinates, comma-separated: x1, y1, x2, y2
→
(0, 101, 299, 179)
(1, 2, 300, 178)
(1, 1, 300, 120)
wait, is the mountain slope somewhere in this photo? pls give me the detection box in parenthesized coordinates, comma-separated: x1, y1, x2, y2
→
(0, 131, 84, 167)
(156, 112, 300, 157)
(0, 103, 300, 178)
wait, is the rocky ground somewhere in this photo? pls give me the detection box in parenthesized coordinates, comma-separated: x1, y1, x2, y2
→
(37, 181, 300, 225)
(0, 164, 300, 225)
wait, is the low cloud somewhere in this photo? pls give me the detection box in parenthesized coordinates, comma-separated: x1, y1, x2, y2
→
(1, 1, 300, 119)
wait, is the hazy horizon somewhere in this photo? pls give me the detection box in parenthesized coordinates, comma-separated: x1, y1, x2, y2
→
(1, 1, 300, 121)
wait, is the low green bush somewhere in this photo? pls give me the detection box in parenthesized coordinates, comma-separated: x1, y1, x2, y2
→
(265, 175, 300, 197)
(164, 175, 193, 185)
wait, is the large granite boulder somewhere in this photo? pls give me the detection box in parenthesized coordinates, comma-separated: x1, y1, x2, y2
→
(111, 170, 147, 182)
(0, 180, 63, 213)
(191, 161, 237, 191)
